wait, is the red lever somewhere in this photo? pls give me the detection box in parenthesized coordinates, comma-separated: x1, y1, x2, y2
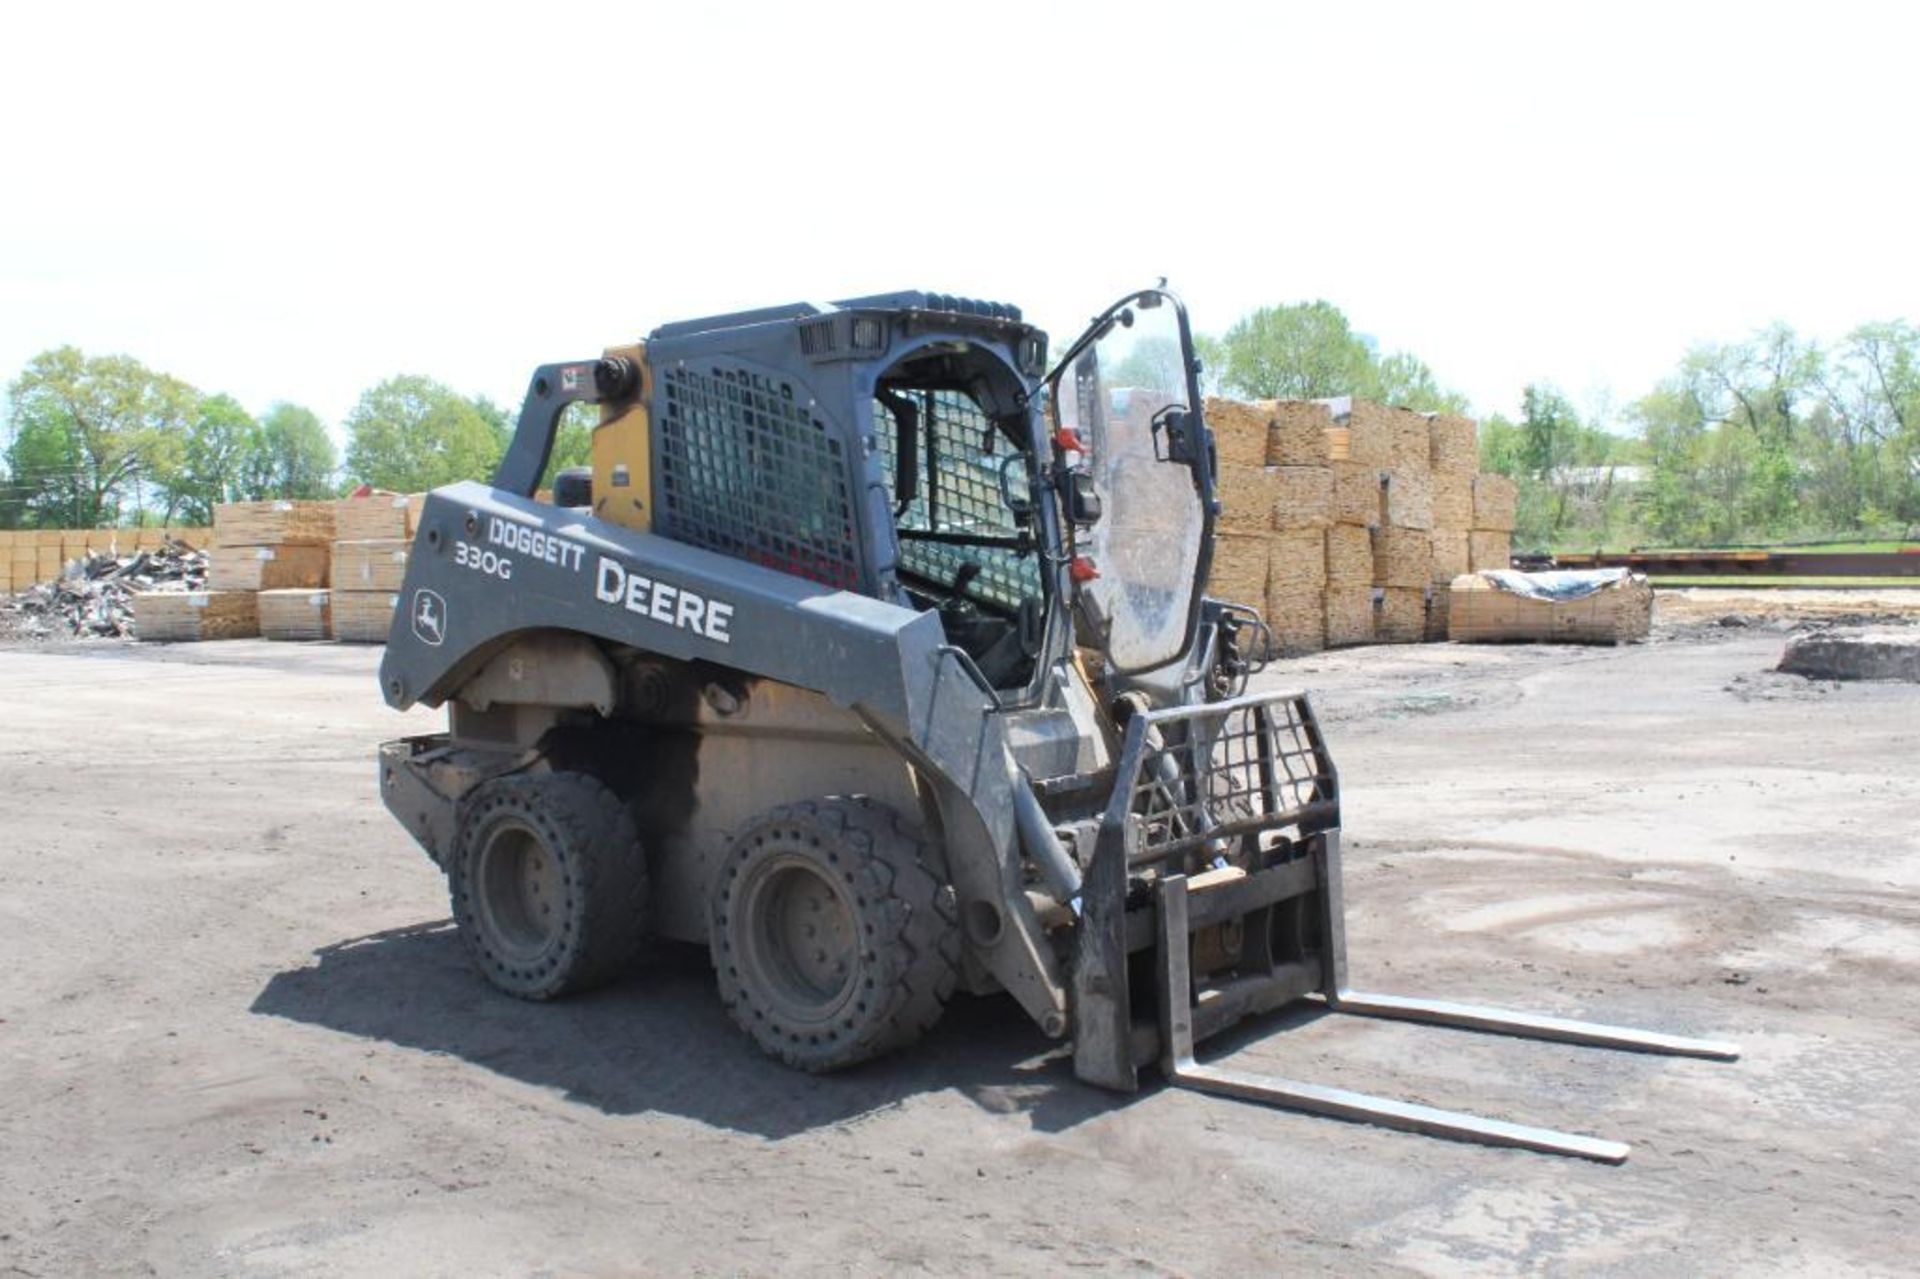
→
(1053, 427, 1084, 453)
(1070, 555, 1100, 582)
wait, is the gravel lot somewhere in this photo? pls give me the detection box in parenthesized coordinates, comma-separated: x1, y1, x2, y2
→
(2, 610, 1916, 1275)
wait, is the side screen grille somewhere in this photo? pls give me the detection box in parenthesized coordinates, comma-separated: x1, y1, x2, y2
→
(657, 363, 861, 590)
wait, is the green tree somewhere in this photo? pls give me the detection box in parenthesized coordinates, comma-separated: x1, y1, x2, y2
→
(3, 347, 196, 527)
(1478, 412, 1525, 477)
(164, 393, 262, 524)
(539, 403, 597, 490)
(343, 375, 505, 491)
(1215, 301, 1465, 411)
(1364, 351, 1469, 414)
(257, 403, 338, 499)
(1217, 301, 1372, 400)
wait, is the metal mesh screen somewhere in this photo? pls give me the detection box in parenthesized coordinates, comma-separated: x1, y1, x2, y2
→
(657, 363, 861, 590)
(874, 389, 1040, 610)
(1122, 694, 1337, 864)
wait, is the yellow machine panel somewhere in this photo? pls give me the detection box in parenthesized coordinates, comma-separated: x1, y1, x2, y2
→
(591, 342, 653, 532)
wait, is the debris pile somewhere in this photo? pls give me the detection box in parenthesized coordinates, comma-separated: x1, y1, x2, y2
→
(0, 541, 208, 640)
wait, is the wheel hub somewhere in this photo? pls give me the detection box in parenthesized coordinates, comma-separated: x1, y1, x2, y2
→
(477, 820, 562, 960)
(740, 855, 857, 1023)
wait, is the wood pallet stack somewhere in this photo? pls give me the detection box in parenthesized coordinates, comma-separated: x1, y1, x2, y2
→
(0, 527, 210, 594)
(332, 590, 402, 643)
(1204, 397, 1520, 656)
(1447, 572, 1652, 644)
(131, 590, 259, 641)
(330, 493, 421, 642)
(258, 588, 333, 641)
(208, 501, 334, 593)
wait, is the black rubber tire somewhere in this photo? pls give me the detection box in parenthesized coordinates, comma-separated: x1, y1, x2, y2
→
(710, 798, 959, 1072)
(450, 771, 647, 1001)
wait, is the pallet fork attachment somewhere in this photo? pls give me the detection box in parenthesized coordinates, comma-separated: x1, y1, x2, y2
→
(1075, 690, 1739, 1164)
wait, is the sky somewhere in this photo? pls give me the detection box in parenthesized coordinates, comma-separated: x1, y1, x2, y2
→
(2, 1, 1915, 445)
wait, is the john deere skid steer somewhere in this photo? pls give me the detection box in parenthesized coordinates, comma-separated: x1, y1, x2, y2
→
(376, 287, 1734, 1162)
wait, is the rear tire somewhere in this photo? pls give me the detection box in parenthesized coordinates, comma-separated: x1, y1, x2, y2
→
(451, 771, 647, 1000)
(711, 799, 959, 1071)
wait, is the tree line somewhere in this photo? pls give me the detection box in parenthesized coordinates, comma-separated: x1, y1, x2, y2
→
(9, 306, 1916, 548)
(0, 349, 592, 529)
(1206, 304, 1919, 550)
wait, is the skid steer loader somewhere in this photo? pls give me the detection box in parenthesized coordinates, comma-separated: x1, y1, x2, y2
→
(376, 287, 1735, 1162)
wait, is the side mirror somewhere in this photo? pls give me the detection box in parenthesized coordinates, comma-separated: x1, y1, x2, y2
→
(997, 454, 1036, 518)
(1062, 471, 1102, 526)
(1152, 406, 1199, 466)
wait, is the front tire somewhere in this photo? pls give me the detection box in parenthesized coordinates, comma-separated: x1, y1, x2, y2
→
(711, 799, 959, 1071)
(451, 771, 647, 1000)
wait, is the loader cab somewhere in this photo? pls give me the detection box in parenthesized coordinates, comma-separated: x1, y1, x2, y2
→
(589, 288, 1211, 698)
(868, 341, 1054, 695)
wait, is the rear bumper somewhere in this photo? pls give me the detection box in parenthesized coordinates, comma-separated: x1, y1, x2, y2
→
(378, 734, 459, 868)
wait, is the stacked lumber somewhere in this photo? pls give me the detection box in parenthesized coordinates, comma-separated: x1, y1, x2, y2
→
(212, 500, 336, 548)
(334, 493, 425, 542)
(332, 590, 400, 643)
(1201, 396, 1526, 655)
(207, 544, 331, 591)
(332, 538, 411, 640)
(1424, 412, 1481, 640)
(209, 500, 333, 594)
(329, 495, 420, 641)
(1471, 474, 1517, 572)
(1359, 403, 1438, 645)
(131, 590, 259, 641)
(1447, 572, 1653, 644)
(332, 539, 411, 592)
(259, 588, 332, 641)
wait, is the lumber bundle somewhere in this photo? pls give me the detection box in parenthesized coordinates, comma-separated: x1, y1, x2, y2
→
(1192, 398, 1526, 656)
(1329, 462, 1380, 527)
(1447, 572, 1653, 644)
(1473, 475, 1517, 532)
(213, 500, 336, 547)
(1205, 397, 1277, 470)
(1325, 586, 1375, 648)
(1470, 530, 1513, 572)
(259, 589, 332, 641)
(1268, 400, 1336, 466)
(332, 591, 400, 643)
(1376, 586, 1426, 643)
(1345, 402, 1396, 468)
(1432, 472, 1474, 529)
(1214, 465, 1278, 532)
(1208, 531, 1270, 614)
(334, 493, 425, 543)
(1429, 414, 1479, 474)
(1268, 584, 1326, 656)
(1325, 524, 1373, 585)
(207, 544, 330, 592)
(132, 590, 259, 641)
(331, 539, 411, 592)
(1381, 469, 1433, 530)
(1270, 467, 1333, 530)
(1430, 530, 1471, 583)
(1371, 526, 1432, 587)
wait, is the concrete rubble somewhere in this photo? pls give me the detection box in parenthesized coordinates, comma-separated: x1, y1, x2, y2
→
(0, 540, 208, 640)
(1779, 627, 1920, 682)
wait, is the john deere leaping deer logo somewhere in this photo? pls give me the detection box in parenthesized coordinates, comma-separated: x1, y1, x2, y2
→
(412, 589, 447, 647)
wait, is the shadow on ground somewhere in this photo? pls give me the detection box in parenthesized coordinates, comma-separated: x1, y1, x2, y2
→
(251, 919, 1118, 1140)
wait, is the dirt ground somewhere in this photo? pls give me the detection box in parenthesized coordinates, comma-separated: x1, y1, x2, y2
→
(2, 596, 1917, 1276)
